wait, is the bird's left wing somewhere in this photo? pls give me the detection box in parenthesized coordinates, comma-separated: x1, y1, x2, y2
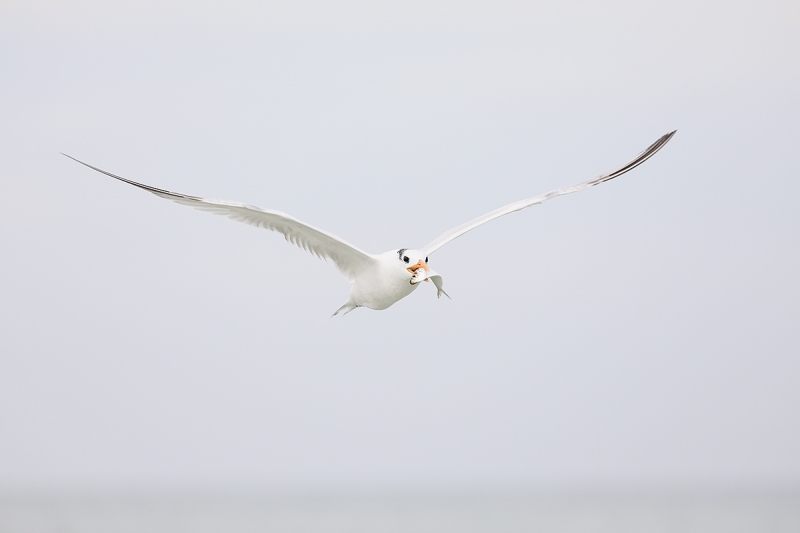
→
(63, 154, 376, 281)
(420, 131, 676, 257)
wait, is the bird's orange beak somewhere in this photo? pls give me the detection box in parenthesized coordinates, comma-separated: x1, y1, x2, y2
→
(407, 260, 429, 273)
(407, 260, 430, 282)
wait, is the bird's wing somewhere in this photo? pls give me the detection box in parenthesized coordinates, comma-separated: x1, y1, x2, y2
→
(63, 155, 377, 281)
(420, 131, 676, 256)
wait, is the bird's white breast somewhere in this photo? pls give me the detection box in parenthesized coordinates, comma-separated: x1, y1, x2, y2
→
(349, 252, 418, 310)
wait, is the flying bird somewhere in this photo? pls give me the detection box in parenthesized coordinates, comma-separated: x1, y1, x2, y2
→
(63, 131, 675, 316)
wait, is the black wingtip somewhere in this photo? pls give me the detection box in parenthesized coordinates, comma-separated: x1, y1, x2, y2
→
(60, 152, 189, 198)
(61, 152, 89, 166)
(587, 130, 677, 186)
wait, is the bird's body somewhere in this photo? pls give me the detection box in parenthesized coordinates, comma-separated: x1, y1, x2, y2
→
(63, 131, 675, 315)
(336, 249, 434, 315)
(337, 252, 417, 315)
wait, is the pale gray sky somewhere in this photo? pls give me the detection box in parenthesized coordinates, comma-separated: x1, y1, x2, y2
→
(1, 0, 798, 491)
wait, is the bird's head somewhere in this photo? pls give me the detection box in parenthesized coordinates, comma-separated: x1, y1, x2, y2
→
(397, 248, 428, 270)
(396, 248, 432, 284)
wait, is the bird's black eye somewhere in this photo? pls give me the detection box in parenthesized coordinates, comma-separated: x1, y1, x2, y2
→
(403, 256, 409, 263)
(425, 257, 428, 263)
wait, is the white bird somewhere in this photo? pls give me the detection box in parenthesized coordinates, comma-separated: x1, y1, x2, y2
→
(63, 131, 675, 316)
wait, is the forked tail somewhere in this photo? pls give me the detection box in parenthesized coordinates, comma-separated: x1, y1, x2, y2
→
(331, 301, 358, 317)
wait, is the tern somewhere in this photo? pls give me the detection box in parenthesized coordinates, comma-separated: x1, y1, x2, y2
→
(63, 131, 675, 316)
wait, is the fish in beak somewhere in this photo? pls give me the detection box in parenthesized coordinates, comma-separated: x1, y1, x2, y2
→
(407, 259, 450, 298)
(408, 260, 433, 285)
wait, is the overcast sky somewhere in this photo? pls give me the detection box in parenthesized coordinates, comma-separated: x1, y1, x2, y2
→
(1, 0, 798, 492)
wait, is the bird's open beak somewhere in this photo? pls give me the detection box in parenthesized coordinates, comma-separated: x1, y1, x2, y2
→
(407, 260, 429, 273)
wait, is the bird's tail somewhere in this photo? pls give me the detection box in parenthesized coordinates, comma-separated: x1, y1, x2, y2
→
(331, 301, 358, 317)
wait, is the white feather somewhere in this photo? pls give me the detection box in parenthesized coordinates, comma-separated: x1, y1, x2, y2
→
(61, 154, 376, 282)
(420, 131, 676, 256)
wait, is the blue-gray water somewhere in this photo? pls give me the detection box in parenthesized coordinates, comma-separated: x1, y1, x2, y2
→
(2, 489, 799, 533)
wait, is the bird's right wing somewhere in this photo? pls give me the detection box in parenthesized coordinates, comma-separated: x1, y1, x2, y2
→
(63, 155, 377, 281)
(420, 131, 676, 256)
